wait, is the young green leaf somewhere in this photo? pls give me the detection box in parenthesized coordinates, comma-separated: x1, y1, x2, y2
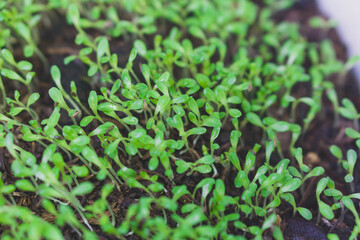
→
(71, 181, 94, 196)
(1, 49, 15, 64)
(122, 116, 138, 125)
(17, 61, 33, 71)
(318, 201, 334, 220)
(246, 112, 264, 127)
(27, 93, 40, 107)
(50, 65, 63, 90)
(155, 95, 171, 117)
(1, 69, 23, 81)
(15, 179, 36, 192)
(49, 87, 68, 109)
(297, 207, 312, 220)
(345, 128, 360, 139)
(279, 178, 301, 193)
(262, 213, 276, 230)
(97, 37, 109, 60)
(329, 145, 343, 159)
(186, 127, 206, 136)
(72, 165, 90, 178)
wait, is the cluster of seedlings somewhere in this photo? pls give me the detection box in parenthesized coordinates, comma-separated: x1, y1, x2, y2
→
(0, 0, 359, 239)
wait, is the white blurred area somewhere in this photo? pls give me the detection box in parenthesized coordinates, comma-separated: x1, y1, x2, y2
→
(317, 0, 360, 90)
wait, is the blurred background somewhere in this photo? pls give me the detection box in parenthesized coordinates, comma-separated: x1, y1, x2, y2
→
(317, 0, 360, 91)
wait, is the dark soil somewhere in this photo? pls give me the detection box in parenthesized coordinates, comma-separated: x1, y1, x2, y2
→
(1, 0, 359, 239)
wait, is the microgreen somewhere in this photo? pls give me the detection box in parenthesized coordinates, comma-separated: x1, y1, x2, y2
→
(0, 0, 359, 239)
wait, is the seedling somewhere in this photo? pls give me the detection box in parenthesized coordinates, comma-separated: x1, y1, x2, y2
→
(338, 98, 360, 130)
